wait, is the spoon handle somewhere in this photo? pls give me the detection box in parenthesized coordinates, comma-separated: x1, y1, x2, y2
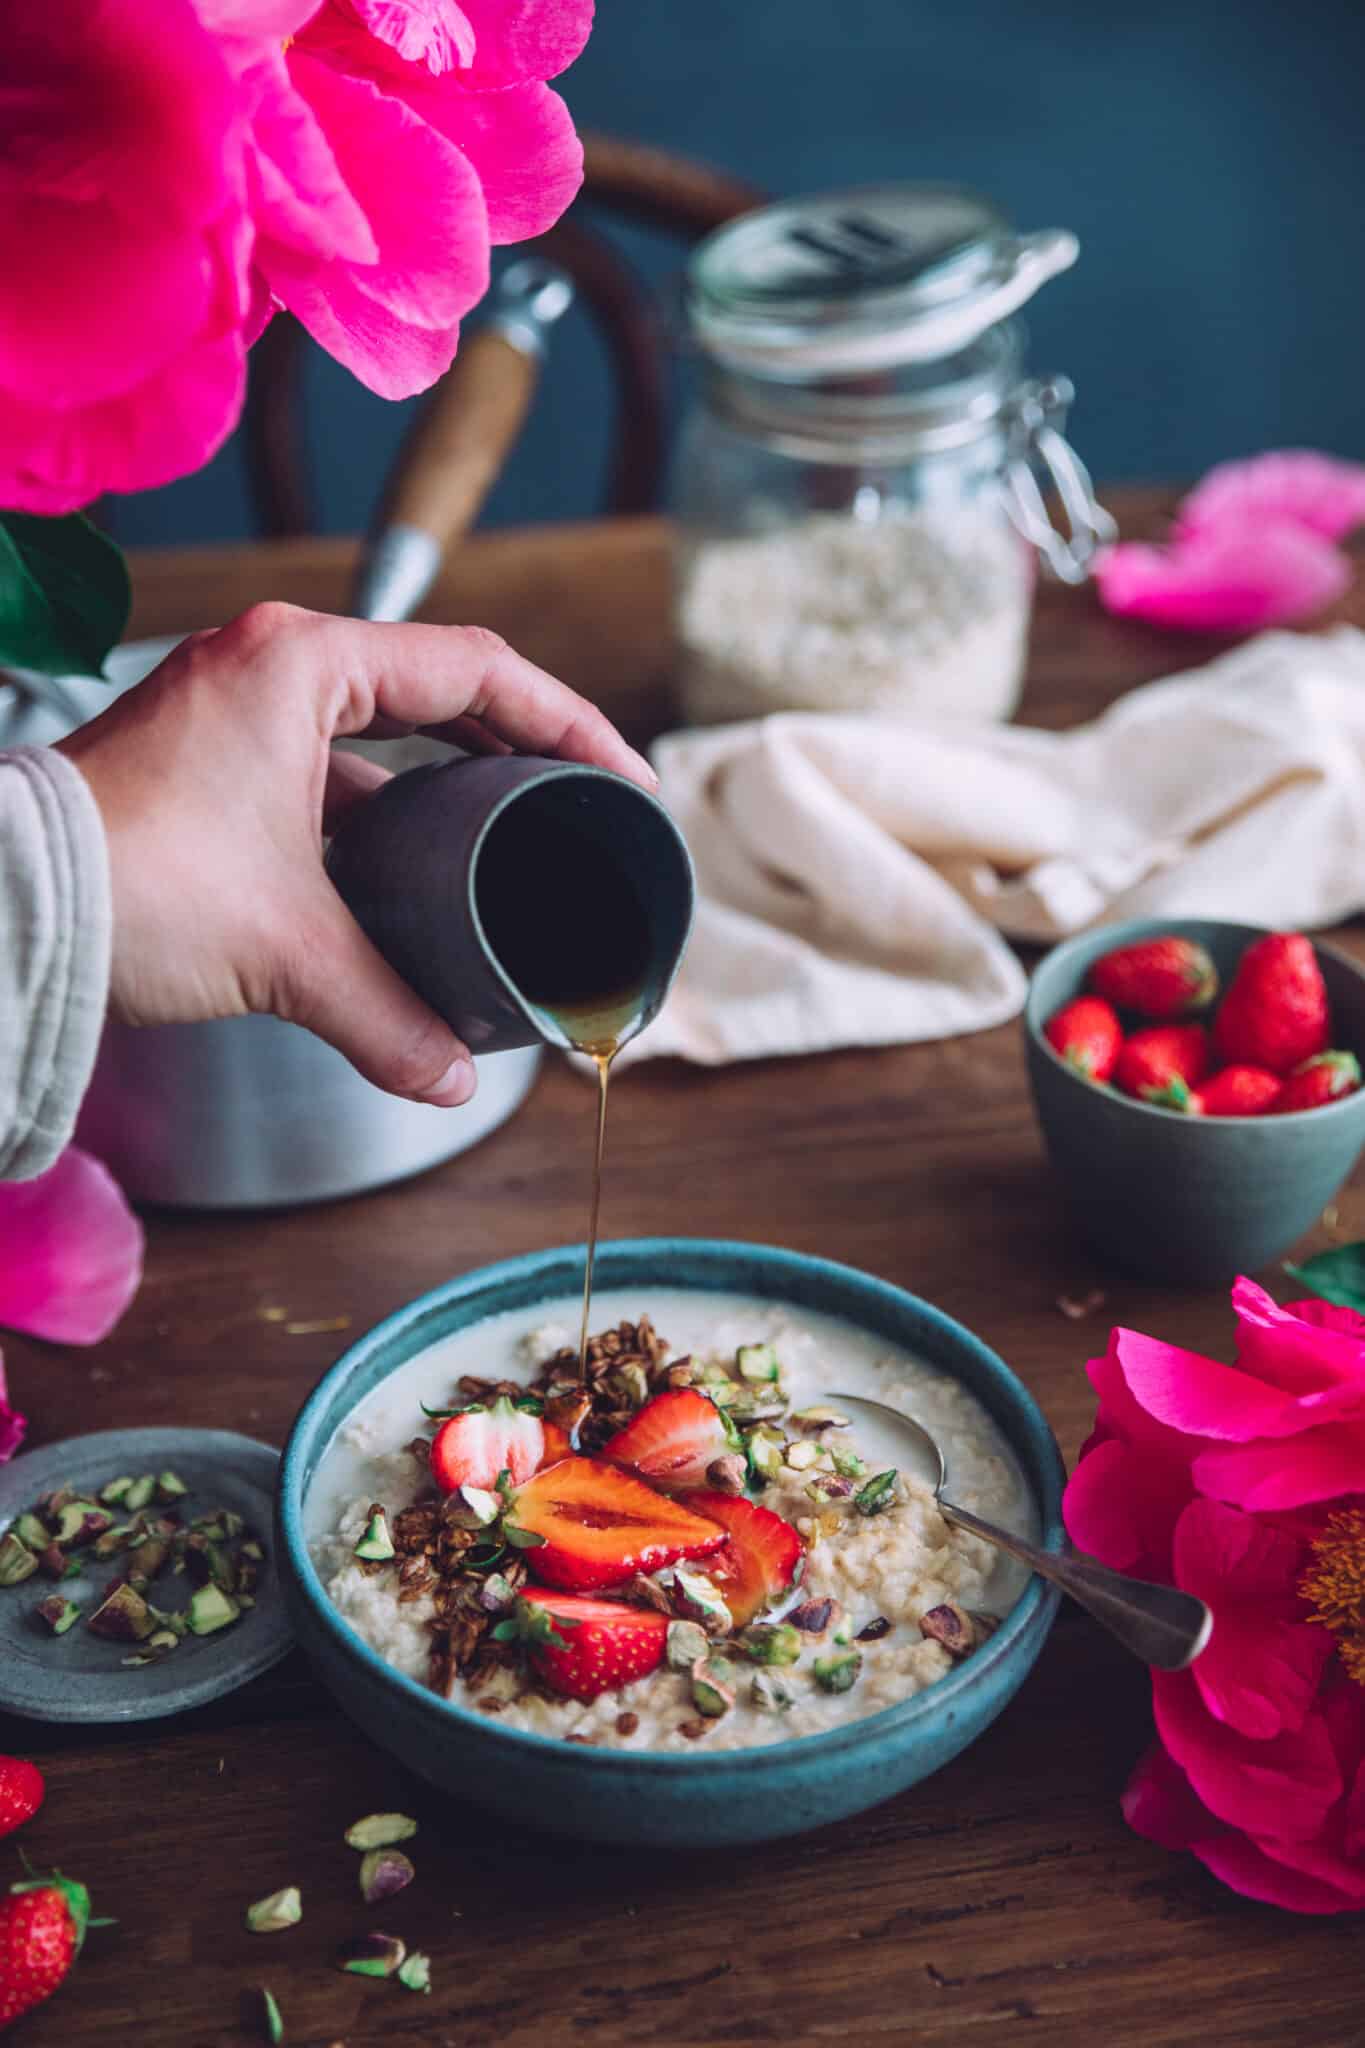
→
(939, 1499, 1212, 1670)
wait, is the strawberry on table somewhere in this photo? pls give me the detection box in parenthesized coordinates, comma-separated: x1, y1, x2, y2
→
(1187, 1065, 1283, 1117)
(1274, 1049, 1362, 1112)
(0, 1759, 43, 1840)
(1213, 932, 1330, 1076)
(685, 1492, 804, 1628)
(602, 1388, 735, 1492)
(0, 1870, 98, 2028)
(1114, 1023, 1210, 1107)
(429, 1394, 545, 1495)
(511, 1457, 725, 1591)
(1043, 996, 1122, 1082)
(1089, 935, 1218, 1019)
(495, 1591, 668, 1703)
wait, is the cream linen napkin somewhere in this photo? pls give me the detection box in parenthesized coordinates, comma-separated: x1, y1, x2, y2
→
(621, 628, 1365, 1068)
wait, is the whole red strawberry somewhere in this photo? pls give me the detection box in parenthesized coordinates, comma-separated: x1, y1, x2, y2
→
(1273, 1049, 1362, 1113)
(1212, 933, 1329, 1076)
(496, 1592, 668, 1703)
(0, 1870, 94, 2027)
(1089, 936, 1218, 1019)
(1187, 1065, 1283, 1117)
(1114, 1023, 1210, 1106)
(0, 1761, 43, 1841)
(1044, 996, 1122, 1082)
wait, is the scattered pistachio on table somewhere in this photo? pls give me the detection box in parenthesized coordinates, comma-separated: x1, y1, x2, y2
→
(359, 1848, 415, 1906)
(397, 1952, 432, 1994)
(338, 1931, 406, 1978)
(246, 1886, 302, 1935)
(343, 1812, 418, 1851)
(255, 1987, 284, 2046)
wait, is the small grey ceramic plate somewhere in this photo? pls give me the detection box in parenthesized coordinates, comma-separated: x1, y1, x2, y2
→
(0, 1429, 290, 1724)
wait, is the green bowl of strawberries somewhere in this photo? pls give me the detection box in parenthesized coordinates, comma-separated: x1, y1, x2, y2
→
(1025, 920, 1365, 1282)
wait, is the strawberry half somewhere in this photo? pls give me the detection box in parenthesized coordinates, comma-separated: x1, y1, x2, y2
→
(685, 1491, 804, 1627)
(496, 1591, 668, 1703)
(510, 1456, 726, 1591)
(0, 1759, 44, 1840)
(538, 1416, 573, 1466)
(429, 1394, 545, 1494)
(602, 1388, 736, 1491)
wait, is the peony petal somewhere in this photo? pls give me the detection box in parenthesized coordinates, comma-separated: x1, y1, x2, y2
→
(0, 316, 246, 514)
(1111, 1325, 1297, 1443)
(341, 0, 477, 73)
(0, 1353, 27, 1468)
(1094, 523, 1350, 633)
(1122, 1738, 1226, 1852)
(1177, 450, 1365, 546)
(1154, 1668, 1342, 1842)
(243, 50, 379, 264)
(0, 1148, 143, 1346)
(419, 78, 582, 242)
(1193, 1829, 1365, 1914)
(1174, 1500, 1331, 1739)
(1193, 1428, 1365, 1513)
(261, 54, 487, 398)
(192, 0, 325, 36)
(1234, 1278, 1365, 1394)
(455, 0, 594, 85)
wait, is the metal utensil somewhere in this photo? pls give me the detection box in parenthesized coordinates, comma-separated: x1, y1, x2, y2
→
(829, 1392, 1212, 1670)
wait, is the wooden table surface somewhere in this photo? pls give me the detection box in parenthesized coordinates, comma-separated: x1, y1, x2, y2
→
(7, 494, 1364, 2046)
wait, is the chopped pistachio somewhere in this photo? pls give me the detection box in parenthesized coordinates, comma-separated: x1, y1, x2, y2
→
(155, 1471, 189, 1503)
(918, 1602, 992, 1659)
(37, 1544, 68, 1581)
(606, 1361, 649, 1410)
(745, 1426, 785, 1487)
(703, 1454, 747, 1496)
(98, 1477, 134, 1507)
(122, 1475, 157, 1514)
(737, 1622, 802, 1667)
(256, 1986, 284, 2046)
(476, 1573, 518, 1615)
(750, 1669, 795, 1714)
(14, 1513, 49, 1552)
(91, 1522, 134, 1562)
(854, 1469, 900, 1517)
(855, 1615, 892, 1642)
(53, 1501, 110, 1548)
(451, 1485, 501, 1529)
(700, 1358, 733, 1386)
(665, 1619, 710, 1672)
(187, 1583, 239, 1635)
(353, 1507, 395, 1563)
(246, 1886, 302, 1934)
(813, 1647, 862, 1694)
(87, 1582, 154, 1640)
(830, 1442, 868, 1480)
(805, 1473, 854, 1503)
(690, 1656, 736, 1719)
(220, 1511, 246, 1542)
(669, 1568, 732, 1636)
(34, 1595, 80, 1635)
(240, 1539, 266, 1562)
(344, 1812, 418, 1851)
(202, 1540, 237, 1594)
(397, 1952, 432, 1995)
(338, 1932, 405, 1978)
(789, 1406, 850, 1432)
(359, 1848, 415, 1905)
(786, 1597, 837, 1636)
(236, 1557, 260, 1599)
(736, 1343, 781, 1383)
(146, 1629, 181, 1653)
(237, 1594, 256, 1610)
(783, 1439, 822, 1472)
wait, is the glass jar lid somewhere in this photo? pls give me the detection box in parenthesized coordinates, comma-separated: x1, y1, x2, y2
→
(687, 183, 1078, 379)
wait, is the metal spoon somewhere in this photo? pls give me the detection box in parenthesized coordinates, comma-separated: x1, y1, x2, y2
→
(828, 1392, 1212, 1671)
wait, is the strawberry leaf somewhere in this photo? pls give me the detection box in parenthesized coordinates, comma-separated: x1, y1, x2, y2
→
(1284, 1243, 1365, 1314)
(502, 1524, 546, 1550)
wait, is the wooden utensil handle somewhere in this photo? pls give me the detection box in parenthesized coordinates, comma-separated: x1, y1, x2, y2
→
(377, 329, 540, 552)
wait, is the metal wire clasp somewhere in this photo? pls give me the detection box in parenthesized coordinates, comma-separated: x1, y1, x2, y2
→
(1002, 377, 1116, 584)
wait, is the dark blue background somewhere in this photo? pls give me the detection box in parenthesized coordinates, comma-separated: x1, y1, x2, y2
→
(111, 0, 1365, 548)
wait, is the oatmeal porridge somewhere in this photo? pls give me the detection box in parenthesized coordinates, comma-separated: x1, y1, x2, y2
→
(309, 1288, 1036, 1752)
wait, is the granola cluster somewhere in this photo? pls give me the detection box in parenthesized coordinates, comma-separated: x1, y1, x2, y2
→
(465, 1317, 680, 1453)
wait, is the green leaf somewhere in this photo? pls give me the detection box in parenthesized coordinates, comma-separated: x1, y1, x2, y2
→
(420, 1400, 480, 1421)
(1283, 1242, 1365, 1314)
(502, 1524, 546, 1550)
(0, 513, 130, 677)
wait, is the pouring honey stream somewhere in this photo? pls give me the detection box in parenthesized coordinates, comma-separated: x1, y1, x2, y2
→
(474, 791, 655, 1386)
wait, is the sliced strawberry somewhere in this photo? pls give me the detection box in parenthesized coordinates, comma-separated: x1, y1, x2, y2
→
(429, 1394, 544, 1495)
(686, 1491, 804, 1628)
(537, 1416, 573, 1467)
(602, 1388, 735, 1491)
(497, 1590, 668, 1703)
(510, 1456, 725, 1591)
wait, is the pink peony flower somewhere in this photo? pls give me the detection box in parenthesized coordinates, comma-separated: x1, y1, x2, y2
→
(0, 1146, 144, 1346)
(1064, 1282, 1365, 1913)
(0, 1354, 27, 1469)
(0, 2, 254, 514)
(0, 0, 592, 510)
(1176, 450, 1365, 546)
(1094, 523, 1350, 634)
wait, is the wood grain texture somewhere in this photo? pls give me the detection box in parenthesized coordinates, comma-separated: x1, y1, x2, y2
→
(11, 492, 1365, 2045)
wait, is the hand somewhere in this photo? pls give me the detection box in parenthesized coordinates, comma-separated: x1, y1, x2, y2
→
(59, 603, 657, 1106)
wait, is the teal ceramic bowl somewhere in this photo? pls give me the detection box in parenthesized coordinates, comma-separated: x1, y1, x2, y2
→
(1025, 918, 1365, 1284)
(278, 1240, 1064, 1848)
